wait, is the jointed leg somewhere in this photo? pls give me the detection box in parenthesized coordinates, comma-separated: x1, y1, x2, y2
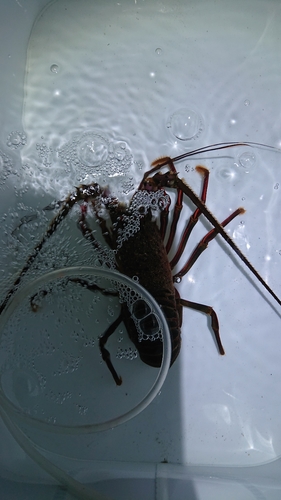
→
(73, 276, 122, 385)
(139, 160, 210, 256)
(63, 277, 123, 386)
(173, 207, 244, 355)
(144, 168, 281, 307)
(170, 166, 209, 266)
(99, 313, 123, 385)
(174, 207, 245, 281)
(180, 298, 225, 355)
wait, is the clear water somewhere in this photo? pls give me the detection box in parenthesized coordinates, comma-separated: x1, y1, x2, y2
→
(1, 0, 281, 474)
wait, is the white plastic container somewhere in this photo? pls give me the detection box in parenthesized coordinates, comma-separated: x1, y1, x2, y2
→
(1, 1, 281, 499)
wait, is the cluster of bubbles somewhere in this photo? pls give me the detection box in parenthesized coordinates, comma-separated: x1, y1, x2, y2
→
(115, 212, 142, 250)
(92, 244, 117, 270)
(53, 351, 82, 376)
(121, 176, 136, 195)
(46, 389, 72, 405)
(116, 346, 138, 360)
(30, 334, 56, 358)
(0, 149, 16, 185)
(112, 280, 141, 308)
(112, 281, 163, 342)
(76, 403, 88, 416)
(6, 131, 27, 150)
(36, 142, 53, 168)
(115, 189, 170, 250)
(130, 189, 170, 215)
(58, 132, 133, 180)
(131, 299, 163, 342)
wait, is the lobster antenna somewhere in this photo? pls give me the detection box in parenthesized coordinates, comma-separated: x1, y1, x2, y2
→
(171, 141, 281, 163)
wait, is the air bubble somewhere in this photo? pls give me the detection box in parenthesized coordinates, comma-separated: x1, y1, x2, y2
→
(132, 299, 151, 319)
(244, 99, 250, 106)
(139, 313, 160, 337)
(168, 108, 204, 141)
(107, 305, 115, 317)
(155, 47, 162, 55)
(77, 133, 109, 167)
(174, 276, 182, 284)
(216, 166, 239, 183)
(50, 64, 59, 73)
(238, 151, 256, 170)
(114, 142, 126, 161)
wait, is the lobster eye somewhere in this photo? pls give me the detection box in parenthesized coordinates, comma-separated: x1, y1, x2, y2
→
(132, 299, 151, 319)
(139, 313, 160, 336)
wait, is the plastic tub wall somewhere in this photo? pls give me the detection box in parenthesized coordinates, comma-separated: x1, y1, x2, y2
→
(1, 1, 281, 499)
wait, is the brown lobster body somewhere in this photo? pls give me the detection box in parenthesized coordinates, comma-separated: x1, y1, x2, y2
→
(115, 212, 181, 367)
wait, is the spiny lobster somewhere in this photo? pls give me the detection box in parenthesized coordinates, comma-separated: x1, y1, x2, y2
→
(0, 141, 280, 385)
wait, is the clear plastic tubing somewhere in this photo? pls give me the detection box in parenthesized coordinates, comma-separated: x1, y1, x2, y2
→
(0, 267, 172, 500)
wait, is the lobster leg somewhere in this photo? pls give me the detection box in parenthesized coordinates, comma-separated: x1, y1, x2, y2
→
(179, 298, 224, 355)
(165, 188, 183, 253)
(29, 201, 117, 311)
(78, 203, 105, 252)
(163, 159, 184, 251)
(78, 202, 115, 261)
(64, 275, 122, 385)
(169, 166, 209, 267)
(30, 278, 119, 311)
(75, 213, 124, 384)
(99, 312, 123, 385)
(175, 287, 224, 355)
(174, 207, 245, 281)
(159, 196, 171, 241)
